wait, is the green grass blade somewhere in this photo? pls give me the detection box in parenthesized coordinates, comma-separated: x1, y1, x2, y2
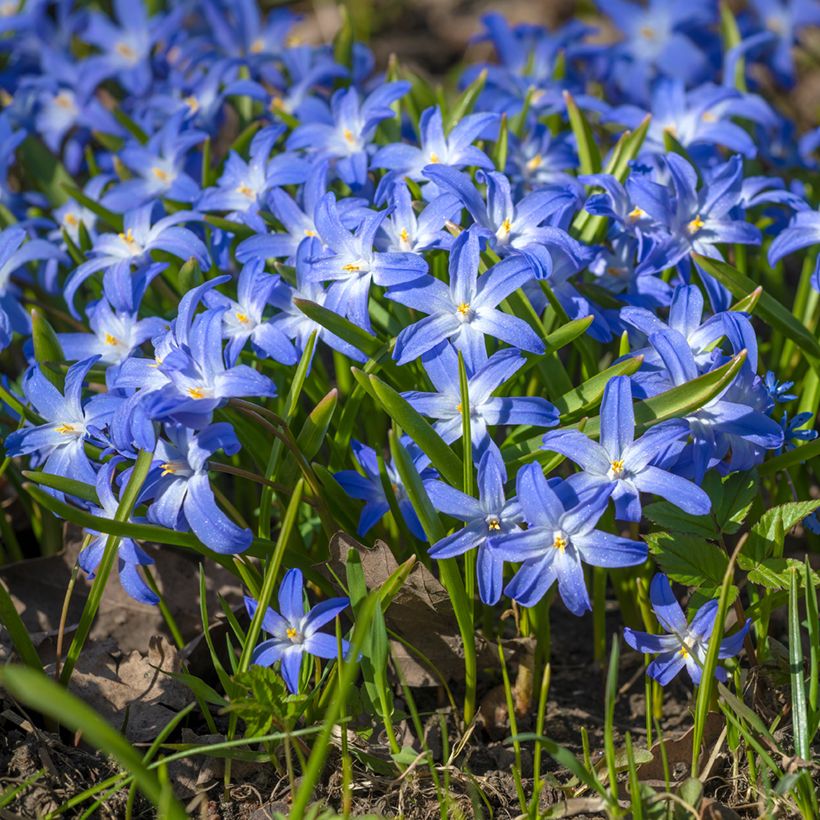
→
(293, 297, 382, 359)
(789, 568, 810, 759)
(59, 448, 154, 685)
(0, 578, 42, 670)
(0, 666, 187, 819)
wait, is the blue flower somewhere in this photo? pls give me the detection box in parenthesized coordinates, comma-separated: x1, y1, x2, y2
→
(388, 227, 543, 368)
(768, 206, 820, 292)
(372, 106, 498, 181)
(646, 330, 783, 480)
(422, 165, 585, 277)
(142, 422, 252, 554)
(287, 82, 410, 189)
(103, 113, 206, 212)
(203, 260, 297, 366)
(763, 371, 797, 404)
(78, 459, 159, 606)
(491, 464, 646, 613)
(779, 411, 818, 450)
(134, 308, 277, 426)
(198, 125, 309, 226)
(65, 205, 210, 318)
(245, 568, 350, 694)
(595, 0, 715, 103)
(402, 342, 559, 459)
(0, 225, 62, 350)
(334, 440, 431, 540)
(748, 0, 820, 84)
(542, 375, 710, 521)
(303, 193, 428, 333)
(621, 284, 757, 371)
(376, 182, 459, 254)
(5, 357, 120, 488)
(624, 573, 749, 685)
(266, 238, 367, 364)
(427, 449, 522, 605)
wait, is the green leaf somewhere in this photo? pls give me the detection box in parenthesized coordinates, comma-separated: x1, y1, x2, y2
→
(563, 90, 601, 175)
(370, 374, 463, 487)
(23, 470, 100, 504)
(789, 568, 810, 760)
(543, 315, 594, 354)
(503, 351, 746, 468)
(0, 666, 187, 819)
(19, 137, 73, 206)
(202, 214, 254, 238)
(0, 580, 41, 670)
(706, 470, 759, 535)
(742, 557, 820, 591)
(759, 436, 820, 476)
(30, 309, 65, 390)
(62, 184, 123, 231)
(694, 255, 820, 365)
(744, 500, 820, 564)
(553, 356, 643, 418)
(645, 531, 728, 590)
(445, 68, 487, 133)
(643, 502, 718, 539)
(293, 298, 381, 359)
(60, 449, 155, 685)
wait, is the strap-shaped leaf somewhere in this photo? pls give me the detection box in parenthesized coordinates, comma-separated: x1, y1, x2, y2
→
(369, 374, 463, 487)
(294, 297, 382, 359)
(695, 255, 820, 364)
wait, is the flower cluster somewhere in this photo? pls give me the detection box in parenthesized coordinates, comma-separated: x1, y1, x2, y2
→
(0, 0, 817, 694)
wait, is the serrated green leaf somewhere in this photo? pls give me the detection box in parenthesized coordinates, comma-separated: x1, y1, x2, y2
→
(645, 531, 728, 589)
(744, 500, 820, 564)
(707, 470, 759, 535)
(643, 501, 718, 539)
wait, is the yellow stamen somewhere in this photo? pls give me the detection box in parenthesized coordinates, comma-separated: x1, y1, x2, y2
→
(236, 183, 254, 198)
(304, 229, 316, 237)
(119, 228, 138, 247)
(525, 153, 542, 172)
(342, 128, 356, 145)
(115, 42, 137, 61)
(56, 423, 77, 434)
(456, 302, 471, 317)
(184, 95, 199, 113)
(628, 206, 646, 222)
(235, 312, 250, 324)
(687, 214, 705, 235)
(249, 38, 264, 54)
(456, 402, 463, 414)
(640, 25, 655, 39)
(342, 263, 361, 272)
(149, 355, 163, 368)
(286, 626, 299, 640)
(160, 462, 176, 476)
(488, 517, 501, 531)
(679, 645, 690, 658)
(553, 534, 567, 551)
(54, 91, 74, 109)
(428, 152, 440, 164)
(186, 386, 206, 399)
(64, 212, 79, 227)
(701, 111, 717, 123)
(499, 217, 512, 236)
(610, 458, 625, 476)
(399, 227, 410, 243)
(103, 333, 120, 346)
(152, 167, 171, 182)
(269, 96, 285, 112)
